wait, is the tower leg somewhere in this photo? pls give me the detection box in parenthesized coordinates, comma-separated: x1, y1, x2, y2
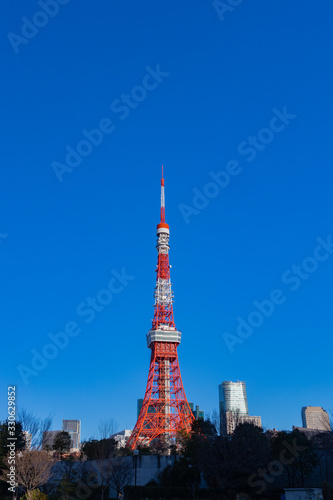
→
(127, 342, 194, 450)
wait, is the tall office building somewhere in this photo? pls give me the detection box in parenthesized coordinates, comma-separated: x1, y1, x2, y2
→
(301, 406, 330, 431)
(137, 398, 156, 419)
(188, 403, 204, 420)
(219, 381, 248, 416)
(219, 381, 261, 435)
(62, 420, 81, 451)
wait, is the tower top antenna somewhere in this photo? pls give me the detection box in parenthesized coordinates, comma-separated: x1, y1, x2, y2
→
(159, 165, 167, 225)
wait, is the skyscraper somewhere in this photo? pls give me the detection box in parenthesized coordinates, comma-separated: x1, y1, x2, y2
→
(219, 381, 261, 435)
(188, 403, 204, 420)
(219, 381, 249, 416)
(62, 420, 81, 451)
(301, 406, 330, 431)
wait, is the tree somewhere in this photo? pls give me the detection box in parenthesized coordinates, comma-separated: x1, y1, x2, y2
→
(208, 408, 220, 435)
(0, 420, 26, 498)
(197, 423, 270, 497)
(53, 431, 71, 459)
(159, 458, 201, 498)
(18, 409, 53, 450)
(135, 444, 152, 455)
(22, 490, 48, 500)
(14, 450, 53, 500)
(81, 438, 117, 461)
(98, 418, 118, 440)
(55, 474, 78, 500)
(82, 438, 117, 500)
(311, 431, 333, 483)
(52, 455, 81, 499)
(0, 420, 25, 467)
(158, 420, 217, 498)
(108, 457, 133, 499)
(192, 417, 218, 437)
(271, 429, 318, 487)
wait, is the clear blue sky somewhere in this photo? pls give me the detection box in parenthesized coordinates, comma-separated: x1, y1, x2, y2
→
(1, 1, 332, 440)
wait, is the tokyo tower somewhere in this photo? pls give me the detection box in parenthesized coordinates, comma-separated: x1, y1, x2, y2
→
(127, 168, 194, 449)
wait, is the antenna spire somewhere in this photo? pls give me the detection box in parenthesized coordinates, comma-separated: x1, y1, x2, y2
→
(160, 165, 165, 223)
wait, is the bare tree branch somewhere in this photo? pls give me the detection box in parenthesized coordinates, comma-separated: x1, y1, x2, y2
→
(98, 418, 118, 440)
(2, 451, 54, 499)
(18, 409, 53, 450)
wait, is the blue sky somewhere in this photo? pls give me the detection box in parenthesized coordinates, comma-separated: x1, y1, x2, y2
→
(1, 1, 332, 440)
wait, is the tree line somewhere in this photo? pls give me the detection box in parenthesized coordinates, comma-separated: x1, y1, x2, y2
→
(1, 413, 332, 499)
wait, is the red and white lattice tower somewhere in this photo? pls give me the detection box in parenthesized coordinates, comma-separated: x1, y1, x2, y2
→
(127, 168, 194, 449)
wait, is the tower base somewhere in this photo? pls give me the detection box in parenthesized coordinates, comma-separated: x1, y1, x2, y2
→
(127, 341, 194, 449)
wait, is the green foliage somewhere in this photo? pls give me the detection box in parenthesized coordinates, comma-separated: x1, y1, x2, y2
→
(191, 418, 218, 437)
(0, 420, 25, 467)
(272, 428, 319, 487)
(55, 474, 79, 499)
(52, 431, 71, 457)
(136, 443, 153, 454)
(117, 445, 133, 456)
(0, 418, 26, 498)
(169, 421, 271, 497)
(159, 459, 201, 491)
(22, 489, 48, 500)
(81, 437, 117, 460)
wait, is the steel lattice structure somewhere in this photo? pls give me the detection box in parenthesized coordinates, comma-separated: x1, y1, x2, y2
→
(127, 169, 194, 449)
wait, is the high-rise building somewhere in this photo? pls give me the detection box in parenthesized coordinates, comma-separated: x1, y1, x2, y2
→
(219, 381, 248, 416)
(219, 381, 261, 435)
(188, 403, 204, 420)
(301, 407, 330, 431)
(62, 420, 81, 451)
(137, 398, 156, 419)
(128, 171, 194, 449)
(223, 412, 262, 435)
